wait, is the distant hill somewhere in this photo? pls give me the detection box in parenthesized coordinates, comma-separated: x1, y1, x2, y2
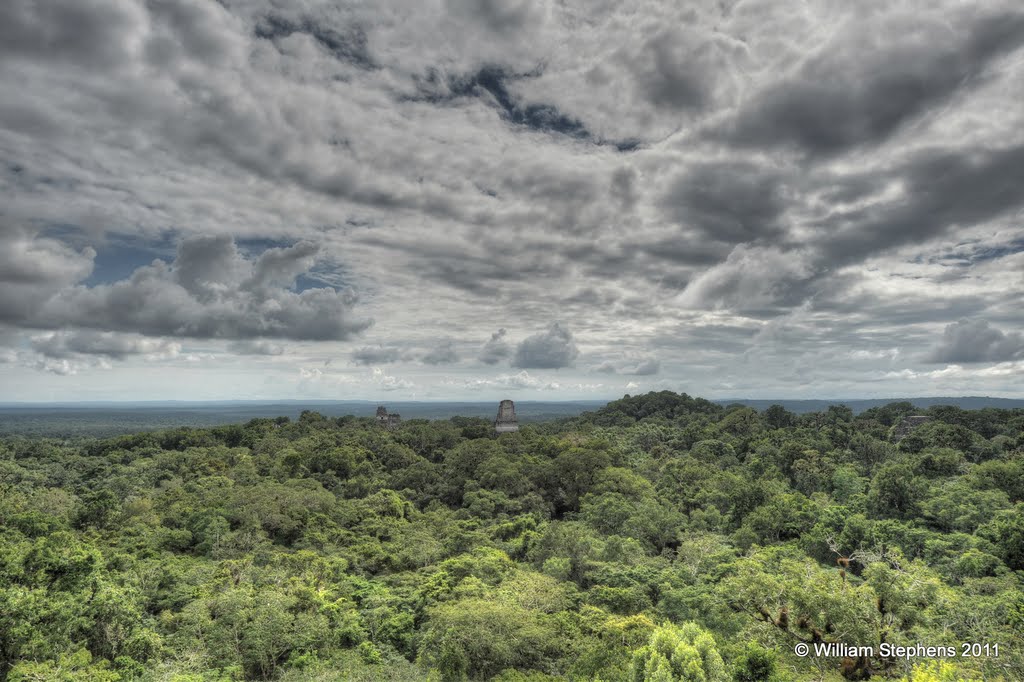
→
(713, 396, 1024, 414)
(1, 395, 1022, 437)
(0, 400, 608, 437)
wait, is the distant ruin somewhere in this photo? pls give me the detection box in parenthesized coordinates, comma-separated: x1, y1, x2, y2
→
(375, 405, 401, 429)
(494, 399, 519, 433)
(891, 415, 931, 441)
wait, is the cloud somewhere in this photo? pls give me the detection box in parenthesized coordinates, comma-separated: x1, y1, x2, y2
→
(722, 9, 1024, 156)
(660, 160, 788, 245)
(594, 356, 660, 376)
(883, 362, 1024, 381)
(926, 319, 1024, 363)
(624, 358, 660, 376)
(3, 0, 1024, 401)
(849, 348, 900, 362)
(352, 346, 403, 365)
(609, 165, 638, 210)
(421, 65, 592, 141)
(677, 245, 816, 314)
(32, 358, 89, 376)
(455, 370, 561, 391)
(371, 367, 414, 391)
(227, 340, 285, 356)
(184, 353, 215, 363)
(512, 322, 579, 369)
(0, 226, 96, 324)
(0, 0, 148, 70)
(479, 328, 512, 365)
(628, 28, 717, 112)
(817, 144, 1024, 267)
(254, 13, 374, 68)
(421, 339, 458, 365)
(31, 331, 181, 360)
(25, 236, 372, 341)
(445, 0, 545, 36)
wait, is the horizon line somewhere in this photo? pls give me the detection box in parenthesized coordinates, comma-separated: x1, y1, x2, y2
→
(1, 394, 1022, 407)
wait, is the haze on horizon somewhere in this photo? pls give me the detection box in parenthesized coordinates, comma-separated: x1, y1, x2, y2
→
(1, 0, 1023, 403)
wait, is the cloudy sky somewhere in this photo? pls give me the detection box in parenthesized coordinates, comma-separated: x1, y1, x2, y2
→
(2, 0, 1023, 402)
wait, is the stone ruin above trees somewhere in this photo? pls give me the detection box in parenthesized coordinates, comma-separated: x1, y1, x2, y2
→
(494, 399, 519, 433)
(375, 405, 401, 429)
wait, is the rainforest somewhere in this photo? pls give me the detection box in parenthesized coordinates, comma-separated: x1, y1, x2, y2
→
(1, 391, 1022, 681)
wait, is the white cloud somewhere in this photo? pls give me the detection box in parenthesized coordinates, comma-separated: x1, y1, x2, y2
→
(28, 236, 373, 342)
(371, 367, 414, 391)
(452, 370, 561, 391)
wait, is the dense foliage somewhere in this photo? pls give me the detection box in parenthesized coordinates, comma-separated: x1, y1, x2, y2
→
(1, 392, 1022, 681)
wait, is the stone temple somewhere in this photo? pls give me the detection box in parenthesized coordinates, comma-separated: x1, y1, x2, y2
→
(375, 405, 401, 429)
(494, 399, 519, 433)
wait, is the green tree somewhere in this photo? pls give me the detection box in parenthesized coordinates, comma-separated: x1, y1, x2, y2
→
(868, 463, 925, 519)
(630, 622, 728, 682)
(978, 504, 1024, 570)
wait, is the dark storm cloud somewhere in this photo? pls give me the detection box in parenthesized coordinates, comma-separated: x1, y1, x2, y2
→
(16, 236, 372, 342)
(636, 238, 728, 267)
(172, 236, 247, 302)
(820, 144, 1024, 266)
(632, 29, 711, 111)
(351, 346, 403, 365)
(479, 329, 512, 365)
(0, 0, 144, 69)
(926, 319, 1024, 363)
(512, 322, 579, 369)
(661, 160, 788, 244)
(723, 10, 1024, 156)
(421, 339, 459, 365)
(678, 139, 1024, 314)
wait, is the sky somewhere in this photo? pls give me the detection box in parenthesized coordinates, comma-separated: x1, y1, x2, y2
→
(1, 0, 1023, 402)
